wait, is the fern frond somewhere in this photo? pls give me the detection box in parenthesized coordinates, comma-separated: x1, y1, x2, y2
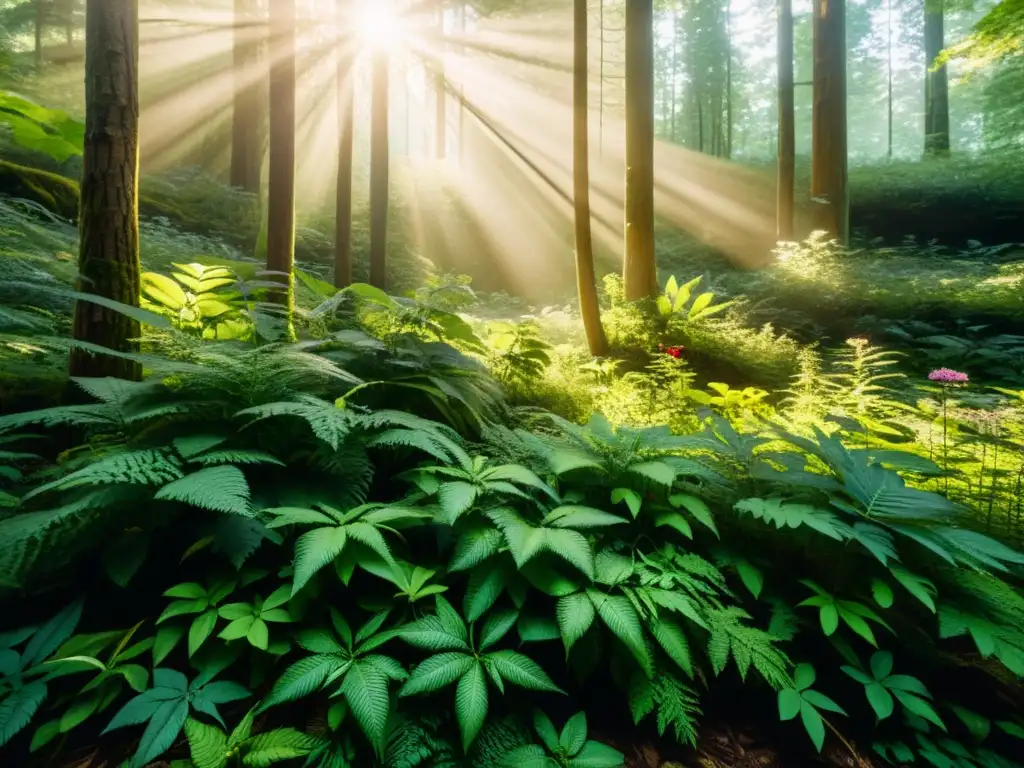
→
(154, 466, 252, 516)
(628, 670, 702, 747)
(237, 396, 356, 450)
(24, 450, 184, 501)
(705, 606, 791, 690)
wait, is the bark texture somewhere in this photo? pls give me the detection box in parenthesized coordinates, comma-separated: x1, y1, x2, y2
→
(777, 0, 795, 241)
(573, 0, 608, 356)
(70, 0, 142, 381)
(334, 0, 355, 288)
(369, 49, 390, 289)
(623, 0, 657, 301)
(810, 0, 848, 245)
(231, 0, 265, 194)
(924, 0, 950, 156)
(266, 0, 296, 307)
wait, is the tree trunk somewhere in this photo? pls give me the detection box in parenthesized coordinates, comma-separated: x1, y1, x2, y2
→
(810, 0, 848, 244)
(623, 0, 657, 301)
(777, 0, 795, 240)
(725, 3, 732, 159)
(35, 0, 44, 68)
(669, 9, 677, 142)
(70, 0, 142, 381)
(369, 49, 390, 289)
(458, 2, 466, 166)
(434, 1, 446, 159)
(573, 0, 608, 356)
(924, 0, 950, 156)
(266, 0, 296, 308)
(231, 0, 264, 194)
(887, 0, 893, 159)
(334, 0, 355, 288)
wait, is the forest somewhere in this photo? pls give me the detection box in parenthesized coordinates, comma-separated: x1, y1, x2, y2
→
(0, 0, 1023, 766)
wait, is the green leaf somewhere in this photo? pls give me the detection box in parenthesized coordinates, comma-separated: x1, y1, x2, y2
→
(866, 682, 895, 720)
(735, 559, 763, 599)
(869, 651, 893, 680)
(262, 655, 348, 709)
(0, 680, 48, 748)
(570, 740, 626, 768)
(557, 592, 596, 655)
(648, 617, 693, 678)
(611, 488, 642, 518)
(799, 700, 826, 752)
(340, 661, 390, 751)
(401, 653, 475, 696)
(29, 718, 61, 753)
(464, 562, 507, 623)
(184, 716, 228, 768)
(533, 709, 560, 750)
(59, 693, 100, 732)
(24, 601, 83, 666)
(153, 625, 185, 666)
(164, 583, 207, 599)
(793, 663, 815, 691)
(543, 529, 595, 579)
(247, 618, 269, 650)
(871, 580, 894, 609)
(950, 706, 990, 741)
(479, 609, 518, 651)
(400, 617, 471, 652)
(189, 610, 219, 657)
(778, 688, 802, 721)
(893, 691, 945, 730)
(219, 616, 255, 641)
(292, 527, 348, 595)
(819, 603, 839, 635)
(889, 566, 937, 612)
(483, 650, 563, 693)
(455, 662, 488, 751)
(587, 590, 652, 676)
(503, 744, 556, 768)
(438, 481, 479, 522)
(627, 461, 675, 486)
(560, 712, 588, 757)
(243, 728, 323, 767)
(131, 698, 189, 768)
(669, 493, 719, 536)
(450, 524, 504, 572)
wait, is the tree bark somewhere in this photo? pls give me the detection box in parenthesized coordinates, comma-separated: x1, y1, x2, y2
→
(434, 1, 446, 159)
(777, 0, 795, 240)
(623, 0, 657, 301)
(231, 0, 264, 194)
(924, 0, 950, 156)
(369, 48, 390, 289)
(70, 0, 142, 381)
(810, 0, 848, 244)
(266, 0, 296, 307)
(573, 0, 608, 356)
(334, 0, 355, 289)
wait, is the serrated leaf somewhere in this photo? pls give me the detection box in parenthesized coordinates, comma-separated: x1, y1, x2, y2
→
(570, 740, 626, 768)
(587, 590, 652, 676)
(340, 661, 390, 751)
(262, 655, 348, 709)
(0, 680, 48, 748)
(557, 592, 596, 655)
(24, 601, 83, 667)
(130, 697, 189, 768)
(456, 662, 488, 751)
(401, 653, 475, 696)
(534, 709, 559, 751)
(479, 609, 518, 651)
(189, 610, 219, 657)
(484, 650, 563, 692)
(464, 562, 506, 622)
(184, 716, 228, 768)
(560, 712, 588, 757)
(292, 527, 348, 596)
(610, 488, 641, 518)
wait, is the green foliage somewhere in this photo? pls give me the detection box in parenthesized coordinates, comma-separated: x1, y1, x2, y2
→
(501, 710, 625, 768)
(0, 91, 83, 163)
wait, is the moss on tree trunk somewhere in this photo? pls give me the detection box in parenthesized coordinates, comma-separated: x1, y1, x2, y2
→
(69, 0, 142, 381)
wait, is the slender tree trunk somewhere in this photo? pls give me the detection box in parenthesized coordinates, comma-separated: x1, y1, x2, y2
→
(458, 2, 466, 166)
(369, 48, 390, 289)
(725, 3, 732, 158)
(70, 0, 141, 380)
(573, 0, 609, 356)
(623, 0, 657, 301)
(777, 0, 795, 240)
(598, 0, 604, 158)
(924, 0, 950, 156)
(434, 1, 446, 159)
(810, 0, 848, 244)
(697, 98, 704, 152)
(231, 0, 263, 194)
(670, 9, 678, 142)
(887, 0, 893, 159)
(334, 0, 355, 288)
(266, 0, 296, 308)
(35, 0, 44, 68)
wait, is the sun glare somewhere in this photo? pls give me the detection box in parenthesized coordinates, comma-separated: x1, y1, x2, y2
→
(356, 5, 399, 50)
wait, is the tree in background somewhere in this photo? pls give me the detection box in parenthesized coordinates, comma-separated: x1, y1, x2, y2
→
(810, 0, 848, 244)
(266, 0, 296, 309)
(777, 0, 794, 241)
(369, 32, 390, 289)
(434, 0, 445, 159)
(231, 0, 264, 194)
(573, 0, 607, 355)
(334, 0, 355, 289)
(924, 0, 950, 155)
(70, 0, 142, 380)
(623, 0, 657, 301)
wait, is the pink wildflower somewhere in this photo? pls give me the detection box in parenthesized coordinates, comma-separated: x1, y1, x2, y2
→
(928, 368, 969, 384)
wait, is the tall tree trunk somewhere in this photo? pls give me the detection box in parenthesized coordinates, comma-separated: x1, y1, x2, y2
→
(70, 0, 142, 381)
(598, 0, 604, 158)
(434, 1, 446, 159)
(810, 0, 848, 244)
(266, 0, 296, 308)
(887, 0, 893, 159)
(35, 0, 44, 68)
(369, 48, 390, 289)
(231, 0, 263, 194)
(334, 0, 355, 289)
(777, 0, 795, 240)
(623, 0, 657, 301)
(725, 3, 732, 158)
(669, 9, 678, 142)
(458, 2, 466, 166)
(573, 0, 608, 356)
(924, 0, 950, 156)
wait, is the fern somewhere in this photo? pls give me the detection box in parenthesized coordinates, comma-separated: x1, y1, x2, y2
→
(154, 466, 253, 516)
(705, 606, 791, 689)
(628, 669, 702, 746)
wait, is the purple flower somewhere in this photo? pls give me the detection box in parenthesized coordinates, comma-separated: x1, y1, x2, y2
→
(928, 368, 969, 384)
